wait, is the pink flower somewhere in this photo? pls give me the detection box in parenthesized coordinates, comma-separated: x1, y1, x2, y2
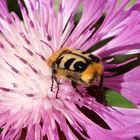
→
(0, 0, 140, 139)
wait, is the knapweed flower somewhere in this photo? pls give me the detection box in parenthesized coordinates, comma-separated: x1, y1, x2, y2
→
(1, 0, 140, 139)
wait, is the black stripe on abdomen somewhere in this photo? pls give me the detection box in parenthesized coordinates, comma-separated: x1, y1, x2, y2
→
(64, 58, 75, 69)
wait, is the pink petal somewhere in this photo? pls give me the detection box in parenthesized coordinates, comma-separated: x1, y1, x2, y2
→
(104, 66, 140, 105)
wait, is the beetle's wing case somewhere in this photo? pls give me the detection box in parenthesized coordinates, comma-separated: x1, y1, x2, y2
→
(56, 53, 87, 71)
(71, 49, 101, 63)
(47, 48, 71, 67)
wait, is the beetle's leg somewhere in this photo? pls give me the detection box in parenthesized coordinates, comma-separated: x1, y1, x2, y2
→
(51, 74, 55, 92)
(51, 70, 60, 98)
(99, 74, 103, 90)
(54, 76, 60, 98)
(99, 74, 107, 105)
(71, 80, 82, 94)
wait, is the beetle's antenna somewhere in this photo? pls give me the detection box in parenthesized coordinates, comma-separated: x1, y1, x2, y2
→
(51, 70, 60, 98)
(40, 40, 54, 53)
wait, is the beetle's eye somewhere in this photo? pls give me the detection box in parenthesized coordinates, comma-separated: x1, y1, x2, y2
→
(89, 55, 100, 63)
(74, 61, 87, 72)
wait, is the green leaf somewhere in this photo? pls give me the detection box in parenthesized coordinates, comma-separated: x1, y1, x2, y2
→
(106, 90, 135, 108)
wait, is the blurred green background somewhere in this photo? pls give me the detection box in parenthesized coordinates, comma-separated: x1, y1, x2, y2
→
(7, 0, 137, 108)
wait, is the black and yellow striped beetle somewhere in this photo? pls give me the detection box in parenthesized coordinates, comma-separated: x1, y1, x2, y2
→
(47, 48, 104, 97)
